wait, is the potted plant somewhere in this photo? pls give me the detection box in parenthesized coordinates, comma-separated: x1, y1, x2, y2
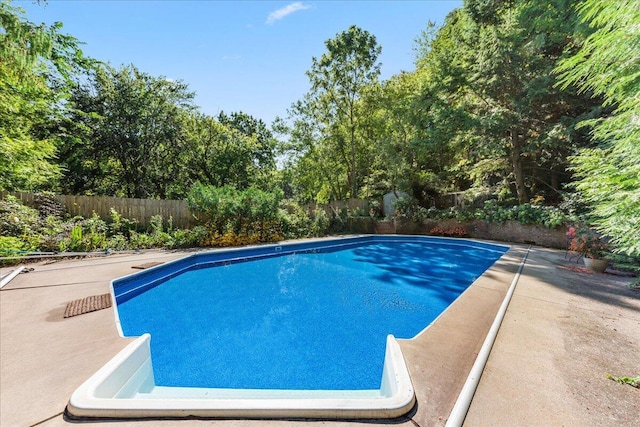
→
(567, 225, 610, 272)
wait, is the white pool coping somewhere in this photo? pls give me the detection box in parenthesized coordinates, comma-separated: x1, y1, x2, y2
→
(67, 333, 415, 419)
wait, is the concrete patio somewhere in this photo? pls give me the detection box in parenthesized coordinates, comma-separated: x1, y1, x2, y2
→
(1, 241, 638, 426)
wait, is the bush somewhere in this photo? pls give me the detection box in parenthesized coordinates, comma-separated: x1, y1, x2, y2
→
(311, 208, 330, 237)
(277, 201, 330, 239)
(169, 226, 209, 248)
(0, 236, 31, 256)
(279, 201, 314, 239)
(108, 208, 138, 235)
(0, 196, 41, 237)
(0, 192, 327, 256)
(187, 183, 284, 238)
(393, 196, 429, 221)
(418, 200, 573, 229)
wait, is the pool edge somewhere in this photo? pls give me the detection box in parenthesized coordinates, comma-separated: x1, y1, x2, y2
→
(66, 333, 416, 420)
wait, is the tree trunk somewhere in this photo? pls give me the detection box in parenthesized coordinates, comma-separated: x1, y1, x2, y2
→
(349, 109, 358, 199)
(551, 169, 559, 191)
(510, 131, 528, 204)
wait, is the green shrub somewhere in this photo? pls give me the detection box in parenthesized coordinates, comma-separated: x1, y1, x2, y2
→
(311, 208, 330, 237)
(277, 201, 330, 239)
(0, 236, 31, 256)
(129, 230, 157, 249)
(279, 201, 313, 239)
(392, 197, 429, 221)
(108, 208, 138, 235)
(169, 226, 209, 248)
(187, 183, 284, 237)
(0, 196, 41, 237)
(419, 200, 574, 229)
(106, 234, 129, 251)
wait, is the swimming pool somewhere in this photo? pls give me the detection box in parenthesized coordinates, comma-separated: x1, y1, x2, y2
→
(68, 235, 508, 419)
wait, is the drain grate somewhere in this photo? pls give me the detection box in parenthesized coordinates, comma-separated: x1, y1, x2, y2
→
(131, 261, 164, 270)
(64, 293, 112, 318)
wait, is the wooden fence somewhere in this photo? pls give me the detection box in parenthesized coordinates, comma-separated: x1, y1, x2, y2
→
(1, 192, 196, 229)
(2, 192, 377, 229)
(2, 191, 461, 230)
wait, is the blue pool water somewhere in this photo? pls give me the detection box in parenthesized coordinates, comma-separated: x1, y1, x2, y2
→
(114, 236, 507, 391)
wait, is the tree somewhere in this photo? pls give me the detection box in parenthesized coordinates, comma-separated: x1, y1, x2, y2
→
(181, 112, 268, 192)
(555, 0, 640, 256)
(63, 64, 195, 198)
(287, 25, 382, 200)
(216, 111, 278, 188)
(411, 1, 601, 204)
(360, 71, 450, 204)
(0, 1, 85, 191)
(217, 111, 276, 170)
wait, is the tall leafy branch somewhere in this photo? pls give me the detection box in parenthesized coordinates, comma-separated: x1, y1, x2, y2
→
(0, 1, 87, 191)
(555, 0, 640, 256)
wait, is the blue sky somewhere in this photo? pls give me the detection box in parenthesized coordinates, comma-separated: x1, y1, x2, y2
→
(18, 1, 462, 125)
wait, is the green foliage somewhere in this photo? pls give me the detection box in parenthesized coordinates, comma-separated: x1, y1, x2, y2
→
(5, 0, 634, 256)
(0, 196, 41, 237)
(407, 1, 601, 204)
(186, 183, 284, 241)
(555, 0, 640, 257)
(186, 184, 240, 233)
(168, 226, 209, 249)
(278, 202, 330, 239)
(311, 209, 330, 236)
(181, 112, 276, 194)
(285, 25, 382, 201)
(0, 196, 218, 253)
(62, 64, 196, 198)
(392, 197, 429, 221)
(0, 236, 31, 256)
(417, 199, 573, 228)
(0, 1, 88, 192)
(217, 111, 278, 185)
(108, 208, 138, 235)
(606, 374, 640, 389)
(67, 225, 83, 251)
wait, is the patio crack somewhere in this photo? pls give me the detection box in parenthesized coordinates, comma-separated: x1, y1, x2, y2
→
(29, 411, 63, 426)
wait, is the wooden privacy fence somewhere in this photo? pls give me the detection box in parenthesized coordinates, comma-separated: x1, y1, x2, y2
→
(1, 192, 196, 229)
(2, 191, 461, 230)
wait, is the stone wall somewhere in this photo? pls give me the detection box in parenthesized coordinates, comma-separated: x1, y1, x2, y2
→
(347, 217, 567, 249)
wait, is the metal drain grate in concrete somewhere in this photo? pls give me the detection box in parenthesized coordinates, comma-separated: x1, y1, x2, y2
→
(64, 293, 112, 318)
(131, 261, 164, 270)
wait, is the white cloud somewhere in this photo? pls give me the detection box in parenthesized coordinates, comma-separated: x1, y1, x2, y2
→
(266, 2, 311, 25)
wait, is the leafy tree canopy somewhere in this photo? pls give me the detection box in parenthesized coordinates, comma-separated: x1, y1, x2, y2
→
(0, 1, 87, 191)
(556, 0, 640, 256)
(286, 25, 381, 202)
(62, 64, 195, 198)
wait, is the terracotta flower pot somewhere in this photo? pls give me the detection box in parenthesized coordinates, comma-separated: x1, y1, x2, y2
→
(583, 257, 608, 273)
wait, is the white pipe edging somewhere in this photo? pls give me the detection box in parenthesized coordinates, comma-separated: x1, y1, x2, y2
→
(445, 246, 531, 427)
(0, 266, 25, 289)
